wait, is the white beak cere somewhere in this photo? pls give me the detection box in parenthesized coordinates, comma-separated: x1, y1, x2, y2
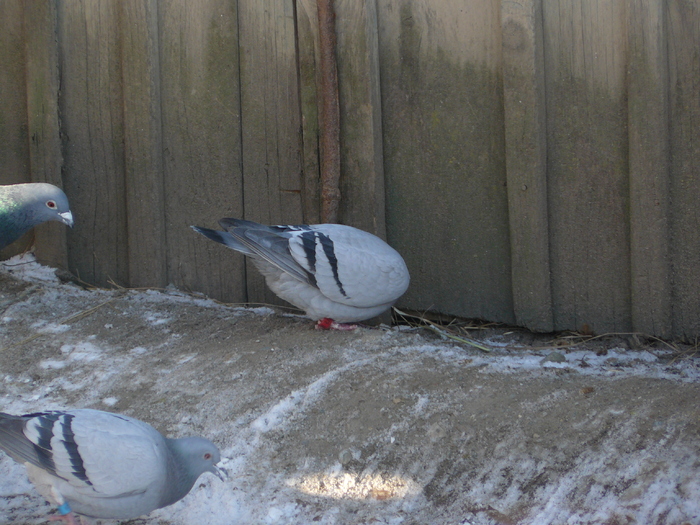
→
(59, 211, 74, 228)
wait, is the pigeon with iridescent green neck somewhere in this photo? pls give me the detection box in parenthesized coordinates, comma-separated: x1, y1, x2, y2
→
(0, 183, 73, 250)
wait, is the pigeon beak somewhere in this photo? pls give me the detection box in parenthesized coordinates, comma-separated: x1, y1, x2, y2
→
(211, 464, 227, 482)
(59, 211, 74, 228)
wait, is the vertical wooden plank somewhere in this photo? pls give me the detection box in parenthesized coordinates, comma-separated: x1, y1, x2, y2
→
(159, 0, 245, 303)
(543, 0, 631, 334)
(334, 0, 387, 238)
(627, 0, 672, 338)
(378, 0, 514, 323)
(296, 0, 322, 225)
(0, 0, 29, 184)
(24, 0, 68, 270)
(316, 0, 342, 224)
(57, 1, 128, 286)
(0, 0, 31, 259)
(667, 1, 700, 340)
(238, 0, 304, 306)
(119, 0, 167, 288)
(501, 0, 553, 332)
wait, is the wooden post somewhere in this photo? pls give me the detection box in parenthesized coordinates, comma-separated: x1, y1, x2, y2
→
(627, 0, 672, 338)
(334, 0, 387, 238)
(0, 1, 32, 259)
(667, 1, 700, 339)
(119, 0, 167, 288)
(501, 0, 553, 332)
(377, 0, 514, 323)
(159, 0, 246, 303)
(237, 0, 305, 306)
(543, 0, 631, 334)
(57, 1, 129, 287)
(23, 0, 68, 269)
(317, 0, 341, 224)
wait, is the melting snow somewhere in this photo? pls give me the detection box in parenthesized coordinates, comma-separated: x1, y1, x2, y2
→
(0, 254, 699, 524)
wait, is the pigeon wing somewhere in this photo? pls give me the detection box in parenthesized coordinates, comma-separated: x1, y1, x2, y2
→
(14, 410, 165, 498)
(0, 412, 51, 472)
(219, 220, 314, 285)
(287, 225, 409, 307)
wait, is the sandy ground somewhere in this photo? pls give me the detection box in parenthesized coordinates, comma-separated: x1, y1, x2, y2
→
(0, 255, 699, 525)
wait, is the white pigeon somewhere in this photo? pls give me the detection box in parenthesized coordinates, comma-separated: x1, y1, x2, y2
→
(0, 409, 223, 523)
(192, 218, 410, 329)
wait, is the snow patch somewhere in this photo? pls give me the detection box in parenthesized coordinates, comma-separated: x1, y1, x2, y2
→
(397, 344, 700, 383)
(31, 321, 71, 334)
(249, 306, 276, 316)
(39, 360, 66, 370)
(145, 313, 172, 326)
(127, 288, 231, 311)
(177, 354, 197, 365)
(0, 253, 59, 283)
(61, 341, 103, 363)
(251, 361, 373, 433)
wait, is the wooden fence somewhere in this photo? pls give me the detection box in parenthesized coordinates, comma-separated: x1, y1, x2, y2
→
(1, 0, 699, 341)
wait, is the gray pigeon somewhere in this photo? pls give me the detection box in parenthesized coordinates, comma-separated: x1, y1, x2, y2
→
(0, 409, 223, 522)
(192, 218, 410, 329)
(0, 183, 73, 250)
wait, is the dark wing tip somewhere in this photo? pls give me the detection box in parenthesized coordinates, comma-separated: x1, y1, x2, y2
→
(191, 225, 228, 245)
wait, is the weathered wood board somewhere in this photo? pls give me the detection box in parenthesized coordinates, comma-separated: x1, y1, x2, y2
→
(501, 0, 553, 332)
(377, 0, 515, 324)
(0, 1, 32, 260)
(667, 0, 700, 339)
(543, 0, 631, 334)
(334, 0, 387, 237)
(119, 0, 167, 289)
(57, 1, 128, 287)
(159, 0, 247, 303)
(237, 0, 305, 307)
(627, 0, 672, 339)
(24, 0, 68, 271)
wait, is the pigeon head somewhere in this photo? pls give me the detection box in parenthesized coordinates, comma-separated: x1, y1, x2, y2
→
(0, 183, 74, 250)
(16, 183, 74, 228)
(178, 436, 223, 478)
(161, 436, 224, 506)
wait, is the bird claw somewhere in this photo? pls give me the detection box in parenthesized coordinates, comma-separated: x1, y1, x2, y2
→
(315, 318, 359, 331)
(48, 512, 82, 525)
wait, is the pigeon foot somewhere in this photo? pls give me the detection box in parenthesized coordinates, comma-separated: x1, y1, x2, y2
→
(49, 512, 83, 525)
(315, 318, 359, 331)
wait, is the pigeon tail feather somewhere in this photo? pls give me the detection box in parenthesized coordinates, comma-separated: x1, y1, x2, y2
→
(190, 226, 253, 255)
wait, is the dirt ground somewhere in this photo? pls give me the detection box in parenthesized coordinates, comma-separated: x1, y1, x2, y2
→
(0, 256, 699, 525)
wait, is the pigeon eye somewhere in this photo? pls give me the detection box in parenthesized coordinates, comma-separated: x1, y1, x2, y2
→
(46, 200, 57, 209)
(204, 453, 212, 460)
